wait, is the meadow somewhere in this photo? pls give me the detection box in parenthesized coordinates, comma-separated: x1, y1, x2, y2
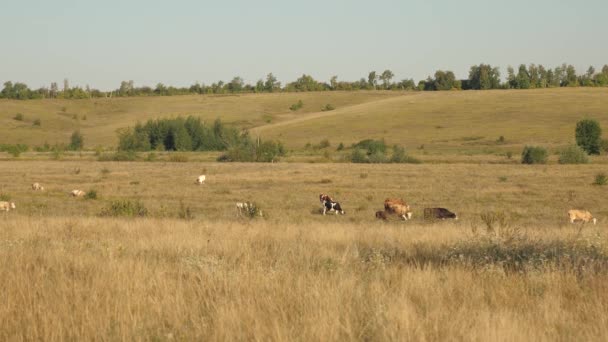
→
(1, 160, 608, 340)
(1, 88, 608, 340)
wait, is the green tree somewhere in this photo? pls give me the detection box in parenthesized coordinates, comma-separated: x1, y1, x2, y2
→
(433, 70, 458, 90)
(69, 130, 84, 150)
(575, 119, 602, 155)
(379, 70, 394, 89)
(516, 64, 530, 89)
(264, 73, 280, 92)
(468, 64, 501, 89)
(367, 71, 377, 89)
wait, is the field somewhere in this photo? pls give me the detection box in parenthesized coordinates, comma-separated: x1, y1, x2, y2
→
(1, 88, 608, 340)
(1, 161, 608, 340)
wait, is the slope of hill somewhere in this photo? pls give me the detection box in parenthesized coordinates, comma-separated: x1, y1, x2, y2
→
(0, 92, 398, 148)
(255, 88, 608, 153)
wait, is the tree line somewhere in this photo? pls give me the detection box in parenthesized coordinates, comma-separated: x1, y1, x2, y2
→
(2, 63, 608, 100)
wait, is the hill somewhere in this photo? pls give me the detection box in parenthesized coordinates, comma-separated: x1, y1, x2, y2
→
(1, 88, 608, 156)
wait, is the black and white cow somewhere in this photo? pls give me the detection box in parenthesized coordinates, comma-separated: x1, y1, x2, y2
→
(323, 200, 345, 215)
(423, 207, 458, 220)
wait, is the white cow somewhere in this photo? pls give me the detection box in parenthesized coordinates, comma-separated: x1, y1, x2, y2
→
(32, 182, 44, 191)
(196, 175, 206, 185)
(0, 201, 16, 211)
(71, 190, 86, 197)
(568, 209, 597, 225)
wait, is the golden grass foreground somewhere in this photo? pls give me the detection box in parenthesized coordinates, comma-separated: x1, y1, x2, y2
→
(1, 161, 608, 340)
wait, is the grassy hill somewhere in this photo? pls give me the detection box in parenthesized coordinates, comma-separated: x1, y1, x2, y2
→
(1, 88, 608, 156)
(0, 92, 397, 148)
(255, 88, 608, 155)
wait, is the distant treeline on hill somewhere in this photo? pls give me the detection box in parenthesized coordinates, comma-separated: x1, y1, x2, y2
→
(2, 63, 608, 100)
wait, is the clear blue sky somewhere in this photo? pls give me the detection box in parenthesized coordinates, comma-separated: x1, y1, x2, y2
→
(1, 0, 606, 90)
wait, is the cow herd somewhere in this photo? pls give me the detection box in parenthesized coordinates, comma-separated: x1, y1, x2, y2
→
(0, 175, 599, 226)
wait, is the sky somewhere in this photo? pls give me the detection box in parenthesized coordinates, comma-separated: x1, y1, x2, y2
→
(1, 0, 606, 90)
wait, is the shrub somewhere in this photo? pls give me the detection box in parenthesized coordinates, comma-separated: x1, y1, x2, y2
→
(497, 136, 505, 144)
(99, 200, 148, 217)
(69, 130, 84, 151)
(238, 202, 263, 219)
(321, 104, 335, 111)
(593, 173, 608, 186)
(32, 119, 41, 126)
(350, 149, 368, 163)
(289, 100, 304, 111)
(506, 151, 513, 159)
(0, 144, 29, 157)
(336, 142, 344, 151)
(318, 139, 330, 149)
(575, 119, 602, 155)
(558, 145, 589, 164)
(352, 139, 387, 155)
(84, 190, 98, 200)
(390, 145, 421, 164)
(13, 113, 23, 121)
(168, 153, 189, 163)
(368, 151, 387, 163)
(178, 201, 195, 220)
(521, 146, 547, 164)
(98, 151, 137, 162)
(0, 193, 11, 201)
(218, 139, 285, 163)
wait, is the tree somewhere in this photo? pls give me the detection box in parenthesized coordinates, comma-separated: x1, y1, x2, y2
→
(468, 64, 501, 89)
(264, 73, 280, 92)
(379, 70, 394, 89)
(330, 76, 338, 90)
(63, 78, 69, 93)
(565, 64, 578, 87)
(367, 71, 377, 89)
(516, 64, 530, 89)
(575, 119, 602, 155)
(528, 64, 539, 88)
(506, 66, 516, 88)
(69, 130, 84, 150)
(50, 82, 58, 98)
(433, 70, 458, 90)
(227, 77, 244, 92)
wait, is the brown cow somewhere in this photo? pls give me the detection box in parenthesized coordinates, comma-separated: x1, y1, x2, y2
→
(375, 210, 388, 220)
(384, 198, 413, 221)
(568, 209, 597, 225)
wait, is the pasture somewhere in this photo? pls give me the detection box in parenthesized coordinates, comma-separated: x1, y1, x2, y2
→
(1, 160, 608, 340)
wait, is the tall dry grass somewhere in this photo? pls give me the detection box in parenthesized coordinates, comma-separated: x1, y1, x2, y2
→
(0, 217, 607, 341)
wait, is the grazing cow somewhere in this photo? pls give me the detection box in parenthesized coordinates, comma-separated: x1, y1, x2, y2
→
(323, 200, 345, 215)
(424, 207, 458, 220)
(196, 175, 206, 185)
(375, 210, 388, 220)
(31, 183, 44, 191)
(0, 201, 16, 211)
(568, 209, 597, 225)
(71, 189, 86, 197)
(384, 198, 413, 220)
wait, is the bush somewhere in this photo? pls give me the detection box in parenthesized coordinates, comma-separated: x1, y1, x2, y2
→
(321, 104, 335, 111)
(218, 139, 285, 163)
(350, 149, 368, 163)
(521, 146, 547, 164)
(98, 151, 137, 161)
(336, 142, 344, 151)
(69, 130, 84, 151)
(0, 144, 29, 157)
(575, 119, 602, 155)
(352, 139, 387, 155)
(368, 151, 387, 163)
(289, 100, 303, 111)
(593, 173, 608, 186)
(168, 153, 189, 162)
(318, 139, 330, 149)
(32, 119, 41, 126)
(13, 113, 23, 121)
(558, 145, 589, 164)
(84, 190, 98, 200)
(0, 193, 11, 201)
(390, 145, 421, 164)
(99, 200, 148, 217)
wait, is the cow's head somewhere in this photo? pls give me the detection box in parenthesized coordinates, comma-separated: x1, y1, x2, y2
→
(593, 218, 597, 225)
(10, 202, 16, 209)
(406, 211, 413, 220)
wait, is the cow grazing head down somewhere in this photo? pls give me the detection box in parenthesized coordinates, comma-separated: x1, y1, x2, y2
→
(375, 211, 388, 220)
(568, 209, 597, 225)
(384, 198, 413, 220)
(424, 207, 458, 220)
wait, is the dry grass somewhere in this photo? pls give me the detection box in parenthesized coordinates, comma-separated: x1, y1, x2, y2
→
(1, 161, 608, 340)
(0, 218, 606, 341)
